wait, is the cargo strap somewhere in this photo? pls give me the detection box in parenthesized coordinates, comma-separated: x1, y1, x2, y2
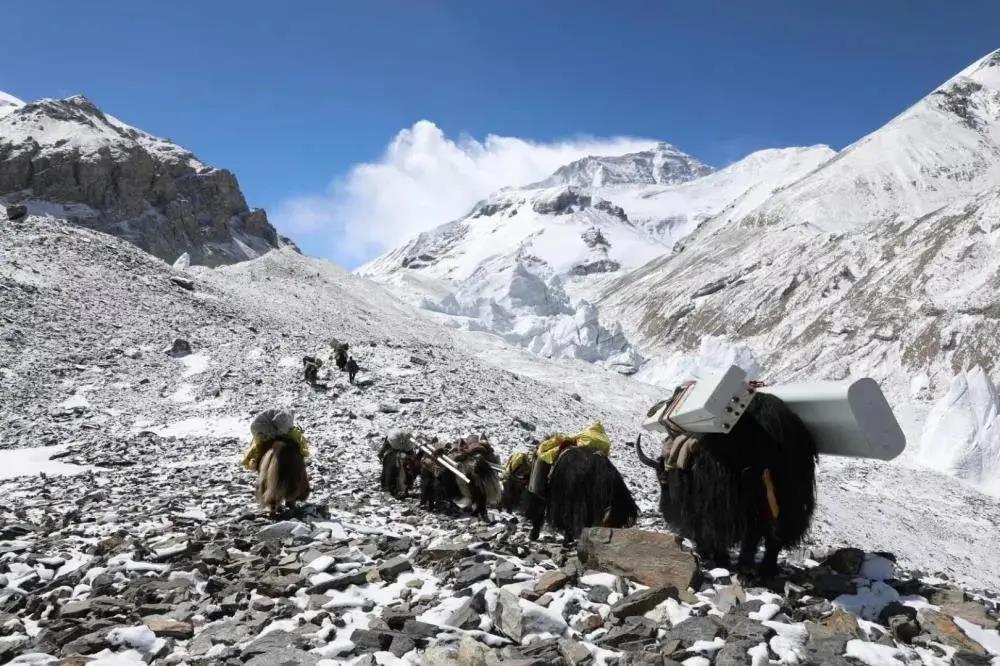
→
(763, 468, 780, 519)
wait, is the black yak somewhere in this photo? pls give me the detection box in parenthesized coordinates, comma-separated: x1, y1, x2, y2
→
(380, 449, 421, 499)
(302, 356, 322, 384)
(257, 437, 310, 514)
(334, 343, 349, 371)
(635, 391, 817, 576)
(419, 452, 461, 514)
(420, 437, 501, 520)
(499, 449, 536, 515)
(527, 446, 638, 545)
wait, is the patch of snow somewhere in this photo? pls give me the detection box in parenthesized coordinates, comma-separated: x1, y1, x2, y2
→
(845, 639, 906, 665)
(635, 335, 762, 389)
(834, 581, 900, 620)
(954, 616, 1000, 656)
(859, 554, 896, 581)
(106, 626, 156, 652)
(59, 393, 91, 409)
(169, 383, 197, 403)
(0, 445, 92, 480)
(140, 415, 247, 439)
(180, 353, 211, 378)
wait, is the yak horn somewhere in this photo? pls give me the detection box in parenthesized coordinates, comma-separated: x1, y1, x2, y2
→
(633, 434, 658, 468)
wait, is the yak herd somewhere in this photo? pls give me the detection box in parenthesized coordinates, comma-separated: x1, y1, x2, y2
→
(252, 366, 819, 577)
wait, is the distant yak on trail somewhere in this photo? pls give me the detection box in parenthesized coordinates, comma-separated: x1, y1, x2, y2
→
(635, 391, 817, 576)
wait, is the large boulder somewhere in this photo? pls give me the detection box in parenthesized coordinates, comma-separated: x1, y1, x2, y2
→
(578, 528, 698, 590)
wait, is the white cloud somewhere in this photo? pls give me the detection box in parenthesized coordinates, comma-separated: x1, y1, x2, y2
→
(274, 120, 655, 267)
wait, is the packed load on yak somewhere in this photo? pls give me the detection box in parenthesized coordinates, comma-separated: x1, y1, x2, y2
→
(525, 422, 638, 544)
(334, 342, 350, 371)
(417, 434, 501, 520)
(450, 433, 502, 513)
(378, 429, 421, 498)
(528, 421, 612, 497)
(635, 365, 906, 576)
(302, 355, 323, 384)
(418, 438, 459, 513)
(242, 409, 311, 513)
(500, 441, 538, 513)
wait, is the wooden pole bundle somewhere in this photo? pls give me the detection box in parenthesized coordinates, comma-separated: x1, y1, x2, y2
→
(418, 443, 471, 484)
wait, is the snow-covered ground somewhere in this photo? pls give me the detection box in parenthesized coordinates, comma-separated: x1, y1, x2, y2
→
(1, 216, 999, 665)
(0, 444, 92, 480)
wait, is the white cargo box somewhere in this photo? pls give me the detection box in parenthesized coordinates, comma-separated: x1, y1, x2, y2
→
(641, 367, 906, 461)
(643, 365, 756, 434)
(761, 378, 905, 461)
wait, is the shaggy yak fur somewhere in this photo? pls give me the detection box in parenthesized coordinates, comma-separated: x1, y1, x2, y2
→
(257, 437, 310, 514)
(636, 391, 817, 576)
(420, 448, 501, 520)
(500, 460, 534, 515)
(419, 456, 461, 514)
(380, 450, 421, 498)
(528, 447, 639, 544)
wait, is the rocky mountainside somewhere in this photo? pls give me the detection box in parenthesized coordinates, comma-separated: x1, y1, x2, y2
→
(595, 49, 1000, 497)
(736, 49, 1000, 232)
(2, 214, 1000, 664)
(0, 216, 1000, 665)
(0, 93, 292, 266)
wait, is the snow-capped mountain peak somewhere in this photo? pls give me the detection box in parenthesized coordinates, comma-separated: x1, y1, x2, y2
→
(0, 90, 23, 118)
(364, 140, 836, 373)
(0, 93, 291, 266)
(735, 49, 1000, 233)
(530, 141, 714, 188)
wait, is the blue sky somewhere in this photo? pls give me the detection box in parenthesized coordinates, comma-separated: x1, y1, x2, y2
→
(3, 1, 999, 266)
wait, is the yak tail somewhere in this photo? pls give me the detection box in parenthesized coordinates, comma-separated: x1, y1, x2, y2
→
(257, 439, 309, 512)
(606, 464, 640, 528)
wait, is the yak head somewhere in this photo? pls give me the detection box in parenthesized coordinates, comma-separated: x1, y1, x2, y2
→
(634, 384, 690, 484)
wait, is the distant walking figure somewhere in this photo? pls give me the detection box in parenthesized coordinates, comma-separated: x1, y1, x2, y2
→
(347, 357, 359, 384)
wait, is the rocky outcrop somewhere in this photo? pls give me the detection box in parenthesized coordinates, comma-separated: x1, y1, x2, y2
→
(0, 94, 293, 266)
(578, 527, 698, 590)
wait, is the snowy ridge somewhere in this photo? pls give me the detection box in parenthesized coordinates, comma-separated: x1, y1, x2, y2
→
(362, 186, 661, 371)
(919, 366, 1000, 496)
(0, 94, 290, 266)
(364, 145, 836, 372)
(0, 95, 202, 168)
(529, 141, 713, 188)
(0, 90, 23, 118)
(588, 145, 834, 247)
(737, 49, 1000, 232)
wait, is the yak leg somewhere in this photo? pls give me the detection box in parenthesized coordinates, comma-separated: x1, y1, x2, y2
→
(760, 534, 781, 578)
(738, 527, 762, 569)
(470, 483, 488, 522)
(711, 548, 732, 569)
(419, 475, 432, 510)
(526, 492, 544, 540)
